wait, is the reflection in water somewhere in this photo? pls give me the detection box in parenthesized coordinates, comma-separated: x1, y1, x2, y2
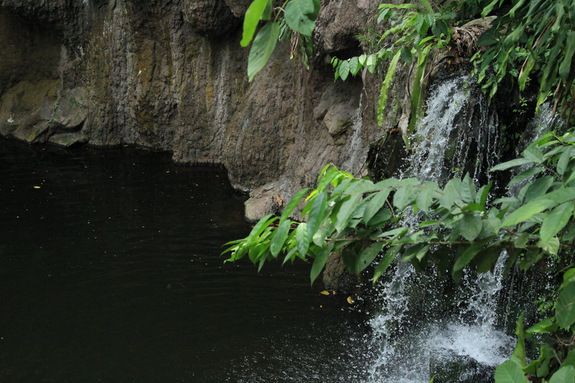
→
(0, 139, 364, 383)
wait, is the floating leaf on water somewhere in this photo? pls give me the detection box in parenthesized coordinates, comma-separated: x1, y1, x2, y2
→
(320, 290, 330, 296)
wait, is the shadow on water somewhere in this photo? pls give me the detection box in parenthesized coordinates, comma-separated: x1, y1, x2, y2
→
(0, 139, 367, 383)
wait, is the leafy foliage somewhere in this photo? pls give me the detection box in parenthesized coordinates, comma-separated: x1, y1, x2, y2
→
(241, 0, 575, 129)
(473, 0, 575, 123)
(325, 10, 449, 128)
(241, 0, 320, 81)
(332, 1, 455, 130)
(235, 1, 575, 381)
(224, 130, 575, 380)
(226, 131, 575, 282)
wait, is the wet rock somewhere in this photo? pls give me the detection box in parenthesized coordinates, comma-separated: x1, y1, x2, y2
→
(430, 354, 496, 383)
(182, 0, 239, 36)
(367, 130, 408, 181)
(0, 0, 404, 220)
(244, 187, 280, 223)
(48, 132, 85, 147)
(223, 0, 251, 18)
(315, 0, 378, 55)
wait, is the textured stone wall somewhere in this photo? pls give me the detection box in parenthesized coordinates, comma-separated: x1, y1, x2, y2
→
(0, 0, 408, 219)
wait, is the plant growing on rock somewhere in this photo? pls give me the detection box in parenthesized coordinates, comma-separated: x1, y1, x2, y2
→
(240, 0, 320, 82)
(236, 1, 575, 381)
(472, 0, 575, 125)
(224, 130, 575, 381)
(331, 0, 456, 131)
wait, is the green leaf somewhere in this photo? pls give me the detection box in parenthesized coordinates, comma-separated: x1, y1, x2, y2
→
(307, 191, 327, 238)
(366, 54, 377, 73)
(367, 208, 393, 226)
(526, 317, 558, 335)
(378, 3, 420, 10)
(241, 0, 272, 47)
(501, 199, 555, 227)
(402, 243, 429, 263)
(453, 240, 486, 274)
(310, 244, 334, 284)
(514, 232, 530, 249)
(550, 366, 575, 383)
(524, 176, 554, 202)
(564, 268, 575, 285)
(476, 247, 503, 273)
(334, 194, 362, 232)
(523, 146, 544, 164)
(557, 148, 574, 176)
(460, 214, 482, 242)
(246, 214, 277, 246)
(338, 60, 350, 81)
(544, 187, 575, 204)
(510, 313, 527, 368)
(509, 166, 544, 186)
(559, 32, 575, 83)
(345, 179, 378, 195)
(377, 227, 408, 239)
(282, 246, 298, 265)
(393, 185, 415, 210)
(564, 349, 575, 368)
(400, 46, 413, 63)
(349, 57, 360, 76)
(362, 188, 391, 224)
(357, 242, 386, 273)
(418, 0, 434, 13)
(373, 246, 399, 281)
(538, 236, 560, 255)
(494, 361, 528, 383)
(377, 50, 402, 126)
(439, 179, 463, 208)
(284, 0, 318, 36)
(416, 182, 438, 213)
(279, 188, 310, 225)
(556, 281, 575, 330)
(490, 158, 535, 172)
(540, 202, 573, 244)
(461, 174, 477, 203)
(270, 220, 291, 257)
(247, 22, 280, 82)
(296, 223, 310, 257)
(518, 54, 535, 91)
(478, 182, 493, 207)
(481, 0, 499, 17)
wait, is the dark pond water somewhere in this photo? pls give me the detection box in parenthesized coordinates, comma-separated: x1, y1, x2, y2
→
(0, 139, 369, 383)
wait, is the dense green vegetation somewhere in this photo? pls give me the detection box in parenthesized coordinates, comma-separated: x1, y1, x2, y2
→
(235, 0, 575, 381)
(225, 133, 575, 382)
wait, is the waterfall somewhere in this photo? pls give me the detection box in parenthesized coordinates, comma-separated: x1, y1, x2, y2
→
(362, 73, 513, 382)
(403, 74, 500, 184)
(342, 92, 366, 176)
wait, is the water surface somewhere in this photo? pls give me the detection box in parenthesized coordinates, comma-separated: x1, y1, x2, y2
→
(0, 140, 365, 382)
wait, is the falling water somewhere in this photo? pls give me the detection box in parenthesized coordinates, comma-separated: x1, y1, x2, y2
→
(404, 74, 500, 184)
(517, 103, 561, 152)
(363, 73, 513, 382)
(342, 93, 366, 176)
(211, 44, 231, 160)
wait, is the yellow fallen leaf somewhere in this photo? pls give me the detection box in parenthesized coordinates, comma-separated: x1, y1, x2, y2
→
(33, 185, 41, 189)
(347, 296, 354, 304)
(320, 290, 330, 296)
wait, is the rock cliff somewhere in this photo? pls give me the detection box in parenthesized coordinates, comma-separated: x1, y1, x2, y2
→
(0, 0, 409, 219)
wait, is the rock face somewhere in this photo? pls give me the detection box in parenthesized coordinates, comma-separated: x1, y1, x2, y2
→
(0, 0, 400, 218)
